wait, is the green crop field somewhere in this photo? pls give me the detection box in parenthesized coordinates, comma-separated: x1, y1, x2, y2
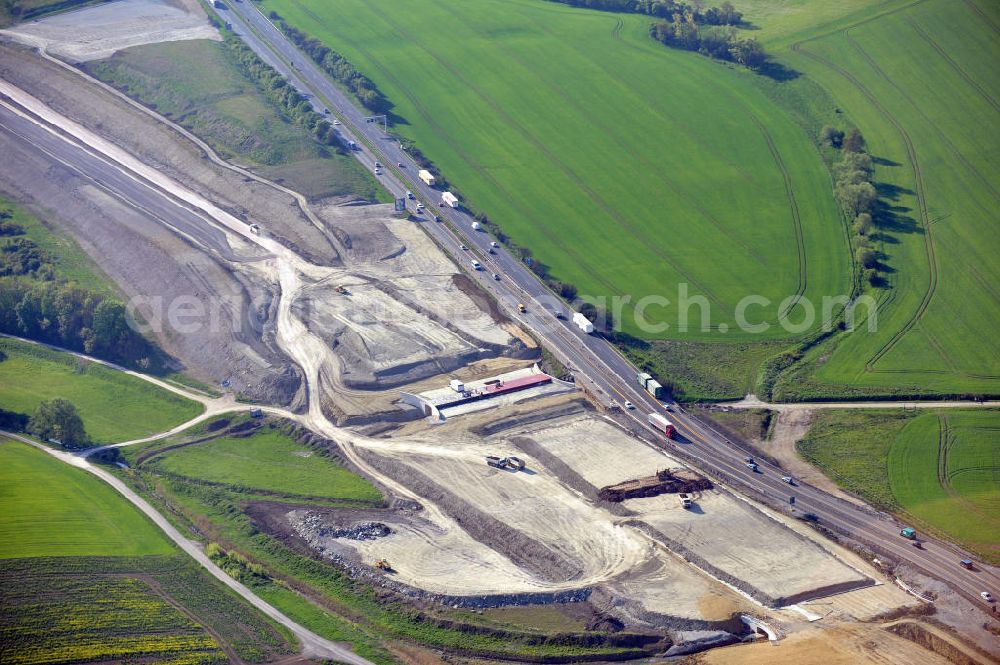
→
(0, 567, 225, 665)
(0, 337, 203, 443)
(264, 0, 1000, 399)
(262, 0, 850, 343)
(143, 424, 382, 503)
(779, 0, 1000, 396)
(0, 438, 173, 558)
(0, 555, 293, 664)
(86, 39, 386, 202)
(799, 409, 1000, 562)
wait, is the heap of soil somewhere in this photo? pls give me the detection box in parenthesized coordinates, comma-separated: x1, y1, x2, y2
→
(598, 469, 713, 502)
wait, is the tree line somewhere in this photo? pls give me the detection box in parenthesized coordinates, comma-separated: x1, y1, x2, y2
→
(649, 12, 765, 69)
(268, 11, 392, 115)
(820, 126, 883, 287)
(544, 0, 764, 69)
(0, 210, 162, 369)
(547, 0, 743, 25)
(223, 36, 343, 150)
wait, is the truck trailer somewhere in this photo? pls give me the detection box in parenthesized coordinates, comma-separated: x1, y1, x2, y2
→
(647, 412, 676, 439)
(572, 312, 594, 333)
(646, 379, 665, 400)
(418, 169, 435, 186)
(636, 372, 666, 399)
(442, 191, 459, 208)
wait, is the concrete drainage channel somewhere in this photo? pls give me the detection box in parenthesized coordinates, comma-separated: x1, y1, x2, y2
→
(740, 615, 781, 643)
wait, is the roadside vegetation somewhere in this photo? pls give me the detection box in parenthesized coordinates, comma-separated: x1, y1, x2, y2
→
(84, 38, 385, 201)
(0, 336, 202, 444)
(797, 409, 1000, 563)
(117, 415, 657, 660)
(0, 437, 295, 664)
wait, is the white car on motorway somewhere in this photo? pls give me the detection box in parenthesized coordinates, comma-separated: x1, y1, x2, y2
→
(982, 591, 995, 603)
(623, 401, 635, 410)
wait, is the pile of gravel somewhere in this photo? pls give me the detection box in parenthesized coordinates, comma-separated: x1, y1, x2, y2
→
(294, 512, 391, 541)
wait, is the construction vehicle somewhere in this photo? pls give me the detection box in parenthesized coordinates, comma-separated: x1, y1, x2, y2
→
(485, 455, 526, 471)
(517, 303, 527, 313)
(335, 284, 348, 295)
(374, 558, 393, 571)
(679, 493, 693, 509)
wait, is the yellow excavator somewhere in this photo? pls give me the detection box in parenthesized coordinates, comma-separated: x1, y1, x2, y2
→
(374, 558, 393, 572)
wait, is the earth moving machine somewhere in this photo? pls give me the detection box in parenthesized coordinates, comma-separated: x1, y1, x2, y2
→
(335, 284, 348, 295)
(486, 455, 526, 471)
(648, 412, 676, 439)
(375, 558, 393, 571)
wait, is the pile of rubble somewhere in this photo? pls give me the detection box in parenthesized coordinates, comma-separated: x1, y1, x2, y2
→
(294, 512, 391, 541)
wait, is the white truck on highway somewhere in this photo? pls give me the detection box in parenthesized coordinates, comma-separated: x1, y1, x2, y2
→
(572, 312, 594, 333)
(418, 169, 435, 186)
(442, 191, 459, 208)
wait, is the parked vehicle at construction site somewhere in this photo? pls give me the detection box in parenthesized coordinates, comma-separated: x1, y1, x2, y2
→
(679, 493, 693, 509)
(485, 455, 526, 471)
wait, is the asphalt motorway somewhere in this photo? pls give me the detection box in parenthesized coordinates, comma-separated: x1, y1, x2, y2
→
(221, 0, 1000, 613)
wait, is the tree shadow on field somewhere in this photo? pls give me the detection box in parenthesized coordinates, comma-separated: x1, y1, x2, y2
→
(758, 60, 800, 82)
(876, 182, 915, 201)
(872, 155, 901, 167)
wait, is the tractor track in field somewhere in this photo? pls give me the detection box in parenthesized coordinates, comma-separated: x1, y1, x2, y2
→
(611, 17, 623, 40)
(322, 21, 625, 299)
(905, 18, 1000, 115)
(357, 0, 731, 307)
(454, 9, 774, 274)
(843, 30, 1000, 209)
(749, 113, 807, 318)
(961, 0, 1000, 37)
(790, 35, 938, 377)
(935, 415, 1000, 531)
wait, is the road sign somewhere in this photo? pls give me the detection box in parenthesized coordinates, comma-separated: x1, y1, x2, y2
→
(394, 198, 406, 212)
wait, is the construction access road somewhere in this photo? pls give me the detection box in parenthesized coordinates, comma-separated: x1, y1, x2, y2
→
(221, 0, 1000, 615)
